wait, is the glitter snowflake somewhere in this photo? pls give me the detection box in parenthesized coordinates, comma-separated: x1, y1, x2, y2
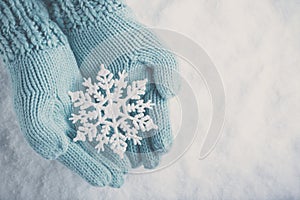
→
(68, 65, 158, 158)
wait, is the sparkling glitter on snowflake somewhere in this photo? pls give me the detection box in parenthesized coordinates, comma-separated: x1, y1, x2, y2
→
(68, 64, 158, 158)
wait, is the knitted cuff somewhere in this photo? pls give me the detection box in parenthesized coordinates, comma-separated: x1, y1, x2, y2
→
(44, 0, 129, 32)
(0, 0, 67, 63)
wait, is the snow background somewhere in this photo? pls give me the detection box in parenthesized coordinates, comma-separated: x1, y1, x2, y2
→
(1, 0, 300, 199)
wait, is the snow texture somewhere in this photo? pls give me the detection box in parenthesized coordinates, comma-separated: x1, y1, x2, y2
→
(69, 65, 157, 158)
(1, 0, 300, 199)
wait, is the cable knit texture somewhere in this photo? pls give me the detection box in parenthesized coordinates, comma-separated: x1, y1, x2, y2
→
(0, 0, 66, 63)
(0, 0, 129, 187)
(45, 0, 126, 31)
(45, 0, 180, 169)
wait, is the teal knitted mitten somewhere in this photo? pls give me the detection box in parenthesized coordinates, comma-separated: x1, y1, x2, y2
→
(45, 0, 180, 169)
(0, 0, 129, 187)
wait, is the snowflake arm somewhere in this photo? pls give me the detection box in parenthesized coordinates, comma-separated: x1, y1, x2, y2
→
(97, 64, 114, 91)
(109, 133, 127, 159)
(120, 121, 142, 145)
(127, 99, 154, 113)
(125, 79, 147, 100)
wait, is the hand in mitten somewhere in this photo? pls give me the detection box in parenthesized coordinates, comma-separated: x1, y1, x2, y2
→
(0, 0, 129, 187)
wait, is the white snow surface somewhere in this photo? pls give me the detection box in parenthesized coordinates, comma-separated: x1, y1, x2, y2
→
(1, 0, 300, 199)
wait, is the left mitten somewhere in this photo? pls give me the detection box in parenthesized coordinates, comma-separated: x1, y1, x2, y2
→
(0, 0, 76, 160)
(0, 0, 128, 187)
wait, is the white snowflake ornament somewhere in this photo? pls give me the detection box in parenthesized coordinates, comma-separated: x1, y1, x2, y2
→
(68, 64, 158, 158)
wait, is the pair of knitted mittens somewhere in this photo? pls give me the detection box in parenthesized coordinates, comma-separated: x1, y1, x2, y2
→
(0, 0, 179, 187)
